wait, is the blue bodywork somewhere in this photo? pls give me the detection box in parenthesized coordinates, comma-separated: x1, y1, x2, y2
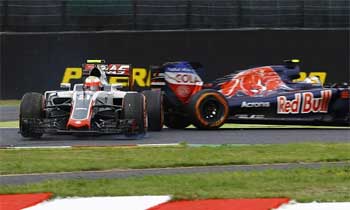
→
(155, 61, 350, 125)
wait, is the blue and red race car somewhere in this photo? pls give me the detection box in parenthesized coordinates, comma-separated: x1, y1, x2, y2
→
(150, 60, 350, 129)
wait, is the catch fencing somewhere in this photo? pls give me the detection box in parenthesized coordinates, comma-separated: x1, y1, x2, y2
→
(1, 29, 348, 99)
(0, 0, 349, 32)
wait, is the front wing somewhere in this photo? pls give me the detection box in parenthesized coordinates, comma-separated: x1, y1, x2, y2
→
(20, 118, 140, 135)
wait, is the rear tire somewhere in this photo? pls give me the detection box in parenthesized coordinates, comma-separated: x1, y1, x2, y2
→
(187, 89, 228, 129)
(19, 92, 44, 138)
(143, 90, 164, 131)
(164, 113, 191, 129)
(123, 93, 147, 136)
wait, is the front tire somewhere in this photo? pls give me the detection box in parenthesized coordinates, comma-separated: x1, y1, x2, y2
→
(143, 90, 164, 131)
(187, 89, 229, 129)
(19, 92, 44, 138)
(123, 93, 147, 136)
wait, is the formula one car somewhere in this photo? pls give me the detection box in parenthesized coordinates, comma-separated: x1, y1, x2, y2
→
(150, 60, 350, 129)
(19, 60, 163, 138)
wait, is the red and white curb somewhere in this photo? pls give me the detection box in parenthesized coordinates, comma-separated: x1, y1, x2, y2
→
(21, 197, 350, 210)
(1, 193, 350, 210)
(26, 198, 350, 210)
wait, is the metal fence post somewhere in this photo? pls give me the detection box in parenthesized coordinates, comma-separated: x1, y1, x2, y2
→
(2, 0, 8, 31)
(237, 0, 242, 28)
(299, 0, 305, 28)
(61, 0, 66, 31)
(186, 0, 192, 29)
(133, 0, 137, 30)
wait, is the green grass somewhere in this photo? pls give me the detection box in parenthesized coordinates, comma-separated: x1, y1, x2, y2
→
(1, 143, 350, 175)
(0, 121, 18, 128)
(0, 100, 20, 106)
(1, 167, 349, 202)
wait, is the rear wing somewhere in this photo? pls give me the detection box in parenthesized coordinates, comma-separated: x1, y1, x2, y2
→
(150, 65, 166, 88)
(82, 60, 133, 89)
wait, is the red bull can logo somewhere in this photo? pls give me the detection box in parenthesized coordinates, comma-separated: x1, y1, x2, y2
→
(277, 90, 332, 114)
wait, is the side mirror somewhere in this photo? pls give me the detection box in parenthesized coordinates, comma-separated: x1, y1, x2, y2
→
(60, 83, 71, 90)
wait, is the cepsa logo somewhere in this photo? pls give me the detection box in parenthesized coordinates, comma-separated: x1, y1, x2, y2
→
(165, 72, 202, 85)
(175, 73, 202, 84)
(277, 90, 332, 114)
(61, 67, 151, 88)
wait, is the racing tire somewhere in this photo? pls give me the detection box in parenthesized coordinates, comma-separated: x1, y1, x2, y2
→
(123, 93, 147, 136)
(143, 89, 164, 131)
(187, 89, 229, 129)
(19, 92, 44, 138)
(164, 113, 191, 129)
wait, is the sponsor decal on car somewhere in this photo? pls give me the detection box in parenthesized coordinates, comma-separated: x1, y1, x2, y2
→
(220, 67, 287, 98)
(241, 101, 270, 108)
(235, 114, 265, 119)
(277, 90, 332, 114)
(97, 64, 130, 75)
(165, 72, 202, 85)
(166, 67, 195, 73)
(165, 72, 203, 103)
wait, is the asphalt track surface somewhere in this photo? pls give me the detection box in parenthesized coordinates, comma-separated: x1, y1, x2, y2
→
(2, 162, 349, 185)
(1, 128, 350, 147)
(1, 105, 349, 147)
(1, 106, 350, 185)
(0, 106, 18, 121)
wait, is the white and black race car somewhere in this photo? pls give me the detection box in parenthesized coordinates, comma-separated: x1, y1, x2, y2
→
(19, 60, 163, 138)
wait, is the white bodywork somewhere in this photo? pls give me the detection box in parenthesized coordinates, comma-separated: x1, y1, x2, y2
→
(44, 84, 137, 101)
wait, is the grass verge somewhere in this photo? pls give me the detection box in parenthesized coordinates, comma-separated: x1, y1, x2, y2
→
(0, 121, 18, 128)
(1, 143, 350, 175)
(1, 167, 349, 202)
(0, 100, 20, 106)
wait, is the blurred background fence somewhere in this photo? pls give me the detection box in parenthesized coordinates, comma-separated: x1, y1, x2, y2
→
(0, 0, 349, 32)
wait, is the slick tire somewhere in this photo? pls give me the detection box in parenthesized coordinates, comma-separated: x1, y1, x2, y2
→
(143, 89, 164, 131)
(19, 92, 44, 138)
(164, 113, 191, 129)
(187, 89, 229, 129)
(123, 92, 147, 136)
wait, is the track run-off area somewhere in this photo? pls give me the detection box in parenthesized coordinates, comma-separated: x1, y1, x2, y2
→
(1, 125, 349, 185)
(1, 105, 349, 188)
(1, 127, 350, 147)
(1, 105, 350, 209)
(1, 105, 349, 147)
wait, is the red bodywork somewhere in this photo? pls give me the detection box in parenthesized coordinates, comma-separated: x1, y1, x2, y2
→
(66, 93, 95, 129)
(220, 66, 286, 97)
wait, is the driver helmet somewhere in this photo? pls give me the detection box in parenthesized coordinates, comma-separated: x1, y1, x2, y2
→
(84, 76, 102, 91)
(303, 76, 321, 85)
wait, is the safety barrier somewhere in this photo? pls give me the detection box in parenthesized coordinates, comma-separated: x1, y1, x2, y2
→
(0, 29, 348, 99)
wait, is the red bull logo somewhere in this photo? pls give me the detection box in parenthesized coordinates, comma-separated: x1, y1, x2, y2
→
(277, 90, 332, 114)
(220, 67, 286, 97)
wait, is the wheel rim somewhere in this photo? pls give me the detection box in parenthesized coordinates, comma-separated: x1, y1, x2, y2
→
(199, 97, 224, 123)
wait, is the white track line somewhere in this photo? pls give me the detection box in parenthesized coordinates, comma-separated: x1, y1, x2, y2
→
(24, 196, 171, 210)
